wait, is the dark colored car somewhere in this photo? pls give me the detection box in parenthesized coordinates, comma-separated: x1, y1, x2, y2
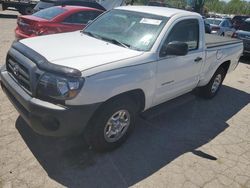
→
(232, 15, 250, 30)
(15, 6, 103, 39)
(232, 18, 250, 54)
(147, 1, 172, 7)
(0, 0, 37, 15)
(33, 0, 106, 12)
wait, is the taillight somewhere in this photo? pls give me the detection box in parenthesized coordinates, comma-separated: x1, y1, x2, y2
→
(17, 17, 23, 26)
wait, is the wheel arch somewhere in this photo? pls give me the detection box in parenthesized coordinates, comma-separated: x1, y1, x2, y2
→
(83, 89, 146, 141)
(99, 89, 146, 114)
(198, 60, 231, 87)
(219, 60, 231, 74)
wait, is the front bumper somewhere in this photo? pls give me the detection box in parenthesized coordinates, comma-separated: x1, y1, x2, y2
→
(0, 67, 101, 137)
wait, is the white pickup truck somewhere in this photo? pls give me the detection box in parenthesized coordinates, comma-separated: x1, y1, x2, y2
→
(0, 6, 243, 151)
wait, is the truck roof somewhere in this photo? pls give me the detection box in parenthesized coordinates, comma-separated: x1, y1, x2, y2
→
(116, 5, 200, 18)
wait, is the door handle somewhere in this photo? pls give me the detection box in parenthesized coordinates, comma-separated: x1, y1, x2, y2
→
(194, 57, 202, 62)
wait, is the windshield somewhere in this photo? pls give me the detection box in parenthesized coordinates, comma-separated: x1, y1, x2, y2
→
(205, 19, 222, 26)
(33, 7, 66, 20)
(83, 9, 169, 51)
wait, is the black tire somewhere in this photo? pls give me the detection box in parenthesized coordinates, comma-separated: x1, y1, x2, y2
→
(84, 97, 137, 152)
(198, 67, 226, 99)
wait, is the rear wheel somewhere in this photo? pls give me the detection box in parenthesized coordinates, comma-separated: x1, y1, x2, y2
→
(198, 67, 226, 99)
(85, 97, 136, 152)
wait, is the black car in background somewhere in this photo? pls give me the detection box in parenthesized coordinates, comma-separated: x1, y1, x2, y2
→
(233, 18, 250, 54)
(232, 15, 250, 30)
(33, 0, 106, 12)
(147, 1, 172, 7)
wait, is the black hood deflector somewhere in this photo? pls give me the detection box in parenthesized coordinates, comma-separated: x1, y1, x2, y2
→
(12, 42, 82, 78)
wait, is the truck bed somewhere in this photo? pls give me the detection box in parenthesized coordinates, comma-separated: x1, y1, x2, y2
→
(205, 34, 242, 48)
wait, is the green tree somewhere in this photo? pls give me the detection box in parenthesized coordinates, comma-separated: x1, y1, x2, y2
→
(205, 0, 250, 15)
(129, 0, 250, 15)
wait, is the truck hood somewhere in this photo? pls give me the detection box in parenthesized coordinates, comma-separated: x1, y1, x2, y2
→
(20, 31, 143, 72)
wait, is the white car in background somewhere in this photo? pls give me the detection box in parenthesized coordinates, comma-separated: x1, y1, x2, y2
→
(206, 18, 236, 37)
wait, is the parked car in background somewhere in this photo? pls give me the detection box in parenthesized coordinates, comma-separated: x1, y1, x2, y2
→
(203, 19, 211, 33)
(33, 0, 124, 12)
(0, 0, 38, 15)
(206, 18, 235, 37)
(232, 18, 250, 54)
(232, 15, 250, 30)
(147, 1, 172, 7)
(204, 21, 211, 33)
(15, 6, 103, 39)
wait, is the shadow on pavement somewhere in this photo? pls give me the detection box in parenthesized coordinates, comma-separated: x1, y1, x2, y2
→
(16, 85, 250, 188)
(0, 14, 18, 19)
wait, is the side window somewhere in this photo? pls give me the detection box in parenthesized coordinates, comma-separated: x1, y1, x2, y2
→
(64, 11, 102, 24)
(221, 21, 226, 27)
(225, 20, 229, 27)
(160, 19, 199, 57)
(222, 20, 229, 27)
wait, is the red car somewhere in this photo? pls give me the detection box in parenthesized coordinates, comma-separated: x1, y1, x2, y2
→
(15, 5, 103, 39)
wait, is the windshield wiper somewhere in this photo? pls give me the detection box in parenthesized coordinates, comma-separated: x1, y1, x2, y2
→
(81, 31, 130, 49)
(100, 36, 131, 49)
(81, 31, 101, 40)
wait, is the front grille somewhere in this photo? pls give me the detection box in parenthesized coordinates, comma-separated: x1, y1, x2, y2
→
(6, 55, 31, 94)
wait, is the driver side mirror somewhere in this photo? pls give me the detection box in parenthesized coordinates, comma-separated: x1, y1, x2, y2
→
(160, 41, 188, 57)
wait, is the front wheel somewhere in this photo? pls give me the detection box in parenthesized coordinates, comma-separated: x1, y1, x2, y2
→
(198, 67, 226, 99)
(84, 97, 136, 152)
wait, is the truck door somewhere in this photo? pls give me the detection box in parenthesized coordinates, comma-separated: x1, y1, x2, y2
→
(153, 18, 203, 106)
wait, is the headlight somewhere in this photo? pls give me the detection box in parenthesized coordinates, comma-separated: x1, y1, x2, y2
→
(37, 73, 84, 100)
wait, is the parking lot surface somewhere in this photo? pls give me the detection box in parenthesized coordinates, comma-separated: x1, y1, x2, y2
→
(0, 10, 250, 188)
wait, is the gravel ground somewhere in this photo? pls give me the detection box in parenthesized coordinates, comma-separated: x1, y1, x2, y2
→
(0, 10, 250, 188)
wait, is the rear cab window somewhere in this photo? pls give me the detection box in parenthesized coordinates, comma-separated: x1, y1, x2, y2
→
(33, 7, 66, 20)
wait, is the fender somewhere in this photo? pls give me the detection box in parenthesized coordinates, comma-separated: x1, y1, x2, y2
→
(66, 61, 157, 111)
